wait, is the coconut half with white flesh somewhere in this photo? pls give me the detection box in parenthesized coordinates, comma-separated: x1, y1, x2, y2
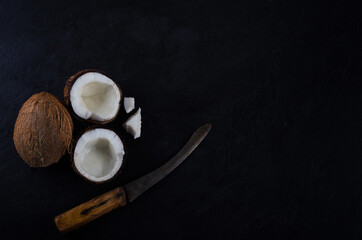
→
(73, 128, 125, 183)
(123, 108, 142, 139)
(64, 70, 122, 124)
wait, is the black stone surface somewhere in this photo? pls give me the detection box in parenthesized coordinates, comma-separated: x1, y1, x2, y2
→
(0, 1, 361, 239)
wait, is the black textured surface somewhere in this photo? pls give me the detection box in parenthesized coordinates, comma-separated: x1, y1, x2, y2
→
(0, 1, 361, 239)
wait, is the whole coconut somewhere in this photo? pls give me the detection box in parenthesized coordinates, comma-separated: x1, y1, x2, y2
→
(13, 92, 74, 167)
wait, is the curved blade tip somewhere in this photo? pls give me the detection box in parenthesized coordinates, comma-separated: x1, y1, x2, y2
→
(202, 123, 212, 133)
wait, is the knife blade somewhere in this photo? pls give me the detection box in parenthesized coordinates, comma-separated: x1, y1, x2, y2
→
(54, 123, 211, 233)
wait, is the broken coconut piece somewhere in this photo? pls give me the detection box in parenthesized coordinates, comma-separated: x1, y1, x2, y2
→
(73, 128, 125, 183)
(64, 70, 122, 124)
(123, 108, 142, 139)
(123, 97, 135, 113)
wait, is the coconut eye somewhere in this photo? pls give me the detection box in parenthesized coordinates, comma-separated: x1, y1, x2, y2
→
(73, 128, 125, 183)
(64, 70, 122, 124)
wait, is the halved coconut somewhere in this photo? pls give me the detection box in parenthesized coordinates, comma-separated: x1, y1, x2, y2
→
(64, 70, 122, 124)
(73, 128, 125, 183)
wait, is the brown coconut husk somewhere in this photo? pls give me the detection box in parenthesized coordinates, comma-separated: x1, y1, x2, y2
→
(13, 92, 74, 167)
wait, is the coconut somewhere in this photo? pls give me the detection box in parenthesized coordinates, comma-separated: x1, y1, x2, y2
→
(123, 108, 142, 139)
(64, 69, 122, 124)
(123, 97, 135, 113)
(72, 128, 125, 183)
(13, 92, 74, 167)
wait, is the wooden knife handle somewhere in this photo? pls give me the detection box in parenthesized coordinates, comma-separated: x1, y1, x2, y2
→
(54, 186, 127, 234)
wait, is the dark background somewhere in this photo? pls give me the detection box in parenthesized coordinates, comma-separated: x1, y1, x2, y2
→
(0, 0, 361, 239)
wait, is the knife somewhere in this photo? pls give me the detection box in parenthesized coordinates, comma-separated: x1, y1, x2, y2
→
(54, 123, 212, 233)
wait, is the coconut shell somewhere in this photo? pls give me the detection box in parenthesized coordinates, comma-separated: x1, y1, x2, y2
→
(64, 69, 123, 124)
(13, 92, 74, 167)
(71, 127, 127, 184)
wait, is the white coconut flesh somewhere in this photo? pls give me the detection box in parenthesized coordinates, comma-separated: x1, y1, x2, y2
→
(70, 72, 121, 122)
(123, 108, 142, 139)
(124, 97, 135, 113)
(74, 128, 125, 182)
